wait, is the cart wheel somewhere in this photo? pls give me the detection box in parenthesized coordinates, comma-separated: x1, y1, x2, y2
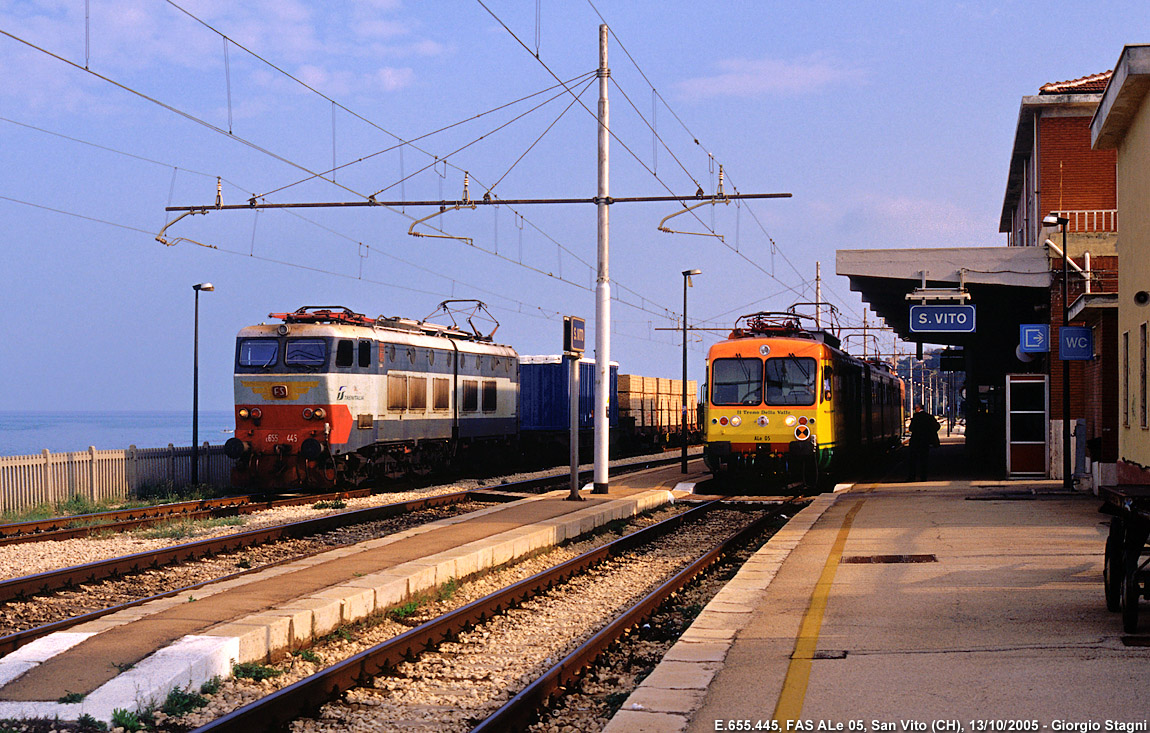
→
(1122, 562, 1140, 633)
(1105, 520, 1125, 613)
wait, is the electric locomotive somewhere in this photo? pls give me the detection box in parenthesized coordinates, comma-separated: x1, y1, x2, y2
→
(703, 311, 902, 489)
(223, 302, 519, 488)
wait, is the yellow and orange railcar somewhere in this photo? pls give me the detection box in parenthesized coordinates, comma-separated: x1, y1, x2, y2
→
(703, 313, 902, 489)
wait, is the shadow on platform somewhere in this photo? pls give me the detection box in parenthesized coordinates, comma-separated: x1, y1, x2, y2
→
(870, 434, 1000, 484)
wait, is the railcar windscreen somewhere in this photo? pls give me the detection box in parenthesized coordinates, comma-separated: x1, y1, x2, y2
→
(711, 357, 764, 406)
(238, 339, 279, 367)
(286, 339, 327, 366)
(765, 356, 816, 406)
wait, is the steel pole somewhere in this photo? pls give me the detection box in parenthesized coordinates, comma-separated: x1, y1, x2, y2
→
(682, 276, 688, 473)
(1062, 222, 1072, 489)
(192, 287, 200, 486)
(593, 24, 611, 494)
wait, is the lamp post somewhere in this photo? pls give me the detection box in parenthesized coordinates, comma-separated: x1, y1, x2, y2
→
(682, 269, 701, 473)
(192, 283, 214, 485)
(1043, 213, 1072, 489)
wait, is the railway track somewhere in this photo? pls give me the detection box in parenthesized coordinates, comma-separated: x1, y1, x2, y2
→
(0, 455, 695, 660)
(167, 500, 787, 733)
(0, 452, 687, 545)
(0, 491, 501, 657)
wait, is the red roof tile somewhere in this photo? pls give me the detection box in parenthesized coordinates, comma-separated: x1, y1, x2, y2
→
(1039, 70, 1112, 95)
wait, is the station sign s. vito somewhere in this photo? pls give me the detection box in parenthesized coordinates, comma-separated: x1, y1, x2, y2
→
(909, 305, 976, 334)
(564, 315, 586, 354)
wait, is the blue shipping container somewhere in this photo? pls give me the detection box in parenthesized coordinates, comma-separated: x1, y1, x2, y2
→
(518, 355, 618, 432)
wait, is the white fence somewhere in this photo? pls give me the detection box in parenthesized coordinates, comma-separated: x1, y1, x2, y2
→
(0, 444, 234, 513)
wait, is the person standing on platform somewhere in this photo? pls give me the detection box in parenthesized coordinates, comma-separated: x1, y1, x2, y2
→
(907, 402, 940, 481)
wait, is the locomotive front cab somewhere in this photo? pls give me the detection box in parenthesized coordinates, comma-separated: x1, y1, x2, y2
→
(703, 337, 835, 483)
(225, 316, 370, 489)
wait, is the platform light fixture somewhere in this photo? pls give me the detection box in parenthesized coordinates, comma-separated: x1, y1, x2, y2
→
(1042, 213, 1072, 490)
(192, 282, 215, 486)
(682, 269, 702, 473)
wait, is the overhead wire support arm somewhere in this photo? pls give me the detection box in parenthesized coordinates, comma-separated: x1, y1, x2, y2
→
(407, 172, 478, 245)
(164, 191, 790, 213)
(657, 165, 731, 241)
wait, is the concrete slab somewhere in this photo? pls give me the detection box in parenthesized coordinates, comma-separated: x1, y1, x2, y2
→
(638, 661, 721, 690)
(602, 710, 690, 733)
(619, 687, 705, 715)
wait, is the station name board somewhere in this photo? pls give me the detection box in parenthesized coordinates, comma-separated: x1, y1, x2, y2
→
(909, 305, 976, 334)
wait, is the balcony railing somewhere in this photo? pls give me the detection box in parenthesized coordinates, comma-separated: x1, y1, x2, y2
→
(1051, 209, 1118, 233)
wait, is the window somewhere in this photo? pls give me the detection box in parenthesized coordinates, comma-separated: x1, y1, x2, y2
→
(1124, 332, 1130, 428)
(388, 375, 407, 411)
(238, 339, 278, 367)
(710, 357, 763, 406)
(432, 378, 450, 410)
(408, 377, 427, 411)
(1142, 323, 1147, 429)
(285, 339, 326, 366)
(462, 380, 479, 412)
(359, 340, 371, 368)
(765, 356, 817, 406)
(482, 380, 497, 412)
(335, 340, 354, 368)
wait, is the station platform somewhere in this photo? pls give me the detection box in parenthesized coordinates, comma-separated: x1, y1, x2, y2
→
(607, 437, 1150, 733)
(0, 464, 702, 723)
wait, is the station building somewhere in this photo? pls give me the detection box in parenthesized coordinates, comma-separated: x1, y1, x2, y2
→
(1090, 44, 1150, 486)
(1000, 70, 1121, 488)
(839, 66, 1123, 484)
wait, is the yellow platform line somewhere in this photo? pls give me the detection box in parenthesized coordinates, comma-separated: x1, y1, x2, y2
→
(773, 497, 865, 722)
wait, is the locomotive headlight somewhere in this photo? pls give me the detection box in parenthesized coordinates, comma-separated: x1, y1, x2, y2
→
(238, 408, 250, 419)
(250, 407, 263, 419)
(313, 408, 326, 420)
(785, 415, 797, 427)
(730, 415, 742, 427)
(302, 408, 314, 419)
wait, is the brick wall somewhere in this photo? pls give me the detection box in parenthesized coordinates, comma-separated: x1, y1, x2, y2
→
(1039, 115, 1117, 216)
(1048, 255, 1119, 461)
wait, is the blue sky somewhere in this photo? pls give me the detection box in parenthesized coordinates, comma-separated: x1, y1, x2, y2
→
(0, 0, 1140, 417)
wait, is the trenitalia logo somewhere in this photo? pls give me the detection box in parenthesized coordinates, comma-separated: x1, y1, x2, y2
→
(336, 386, 365, 401)
(241, 380, 319, 400)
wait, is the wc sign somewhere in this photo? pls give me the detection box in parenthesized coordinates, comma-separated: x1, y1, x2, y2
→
(1060, 326, 1094, 360)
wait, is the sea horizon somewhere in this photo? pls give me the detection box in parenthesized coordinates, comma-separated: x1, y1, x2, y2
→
(0, 410, 236, 458)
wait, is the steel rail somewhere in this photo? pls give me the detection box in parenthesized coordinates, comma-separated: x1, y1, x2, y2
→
(0, 489, 373, 545)
(470, 507, 784, 732)
(0, 490, 497, 603)
(187, 500, 726, 733)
